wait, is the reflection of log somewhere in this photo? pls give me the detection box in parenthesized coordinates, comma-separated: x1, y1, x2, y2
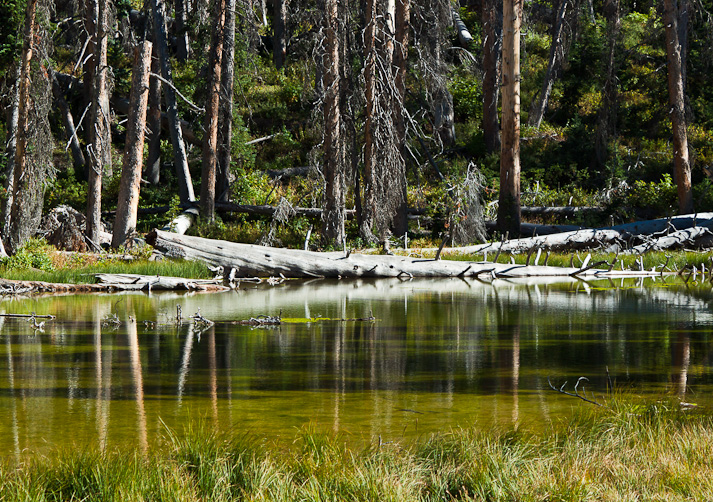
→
(148, 229, 662, 278)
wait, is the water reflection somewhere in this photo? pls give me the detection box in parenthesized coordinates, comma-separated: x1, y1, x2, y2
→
(0, 277, 712, 455)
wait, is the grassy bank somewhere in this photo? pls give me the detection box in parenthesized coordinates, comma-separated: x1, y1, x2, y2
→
(3, 398, 711, 501)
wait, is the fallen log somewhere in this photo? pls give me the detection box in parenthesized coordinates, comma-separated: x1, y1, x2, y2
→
(624, 226, 712, 255)
(94, 273, 228, 291)
(147, 229, 663, 279)
(420, 213, 713, 256)
(520, 206, 604, 217)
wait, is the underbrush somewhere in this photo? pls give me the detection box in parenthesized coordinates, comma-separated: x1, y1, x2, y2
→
(2, 397, 711, 501)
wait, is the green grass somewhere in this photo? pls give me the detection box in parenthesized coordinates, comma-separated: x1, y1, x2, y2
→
(0, 258, 212, 284)
(2, 397, 712, 501)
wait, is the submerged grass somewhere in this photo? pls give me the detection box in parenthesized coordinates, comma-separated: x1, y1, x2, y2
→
(2, 397, 712, 501)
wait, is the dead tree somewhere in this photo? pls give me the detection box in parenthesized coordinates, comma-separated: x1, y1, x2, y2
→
(200, 0, 227, 221)
(6, 0, 54, 253)
(361, 0, 377, 242)
(2, 64, 21, 235)
(51, 70, 87, 178)
(146, 43, 162, 185)
(152, 0, 196, 203)
(497, 0, 523, 237)
(217, 0, 237, 203)
(273, 0, 288, 69)
(112, 41, 153, 249)
(86, 0, 112, 244)
(528, 0, 571, 128)
(593, 0, 620, 170)
(174, 0, 190, 61)
(391, 0, 410, 236)
(321, 0, 345, 245)
(481, 0, 502, 153)
(664, 0, 694, 214)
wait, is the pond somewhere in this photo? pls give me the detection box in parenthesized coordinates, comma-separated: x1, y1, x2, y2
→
(0, 276, 711, 458)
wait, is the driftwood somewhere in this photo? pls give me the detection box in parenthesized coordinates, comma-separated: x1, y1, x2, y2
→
(147, 229, 664, 279)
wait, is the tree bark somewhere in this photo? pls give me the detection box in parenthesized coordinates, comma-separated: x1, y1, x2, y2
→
(112, 41, 153, 249)
(2, 64, 21, 237)
(152, 0, 196, 203)
(174, 0, 190, 62)
(497, 0, 523, 237)
(217, 0, 236, 203)
(273, 0, 287, 69)
(6, 0, 38, 253)
(528, 0, 569, 129)
(321, 0, 344, 246)
(146, 44, 162, 185)
(391, 0, 410, 236)
(594, 0, 620, 170)
(86, 0, 112, 244)
(481, 0, 501, 153)
(200, 0, 227, 221)
(664, 0, 693, 214)
(360, 0, 377, 242)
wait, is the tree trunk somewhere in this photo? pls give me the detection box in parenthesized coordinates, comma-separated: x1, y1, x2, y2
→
(273, 0, 287, 69)
(217, 0, 236, 203)
(174, 0, 190, 62)
(82, 0, 97, 132)
(391, 0, 410, 236)
(6, 0, 38, 253)
(152, 0, 196, 203)
(112, 41, 153, 249)
(51, 71, 87, 178)
(200, 0, 226, 221)
(2, 64, 21, 236)
(664, 0, 693, 214)
(86, 0, 111, 244)
(481, 0, 502, 153)
(497, 0, 523, 237)
(321, 0, 344, 246)
(594, 0, 619, 170)
(145, 45, 162, 185)
(528, 0, 569, 129)
(360, 0, 377, 242)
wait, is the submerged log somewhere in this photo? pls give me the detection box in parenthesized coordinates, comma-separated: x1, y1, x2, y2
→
(94, 273, 228, 291)
(147, 229, 663, 279)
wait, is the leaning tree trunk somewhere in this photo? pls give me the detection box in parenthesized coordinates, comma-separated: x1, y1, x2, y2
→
(321, 0, 344, 246)
(112, 41, 152, 249)
(200, 0, 226, 221)
(497, 0, 523, 237)
(528, 0, 569, 129)
(664, 0, 693, 214)
(152, 0, 196, 203)
(51, 70, 87, 177)
(86, 0, 111, 244)
(145, 44, 162, 185)
(481, 0, 502, 153)
(216, 0, 236, 203)
(273, 0, 287, 69)
(6, 0, 38, 253)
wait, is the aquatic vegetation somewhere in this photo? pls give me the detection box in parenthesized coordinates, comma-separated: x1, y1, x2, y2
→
(1, 397, 711, 501)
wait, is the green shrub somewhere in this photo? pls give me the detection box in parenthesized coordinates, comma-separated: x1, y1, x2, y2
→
(1, 238, 56, 272)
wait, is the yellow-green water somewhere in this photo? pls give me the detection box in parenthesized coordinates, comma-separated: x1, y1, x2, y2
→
(0, 276, 711, 458)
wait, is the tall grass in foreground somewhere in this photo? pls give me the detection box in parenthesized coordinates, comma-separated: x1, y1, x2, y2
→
(2, 398, 712, 501)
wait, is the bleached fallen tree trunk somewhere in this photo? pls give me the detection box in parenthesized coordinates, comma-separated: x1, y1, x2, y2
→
(624, 226, 711, 255)
(147, 229, 661, 279)
(418, 213, 713, 255)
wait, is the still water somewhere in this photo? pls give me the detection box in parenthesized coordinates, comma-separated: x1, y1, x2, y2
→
(0, 277, 712, 456)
